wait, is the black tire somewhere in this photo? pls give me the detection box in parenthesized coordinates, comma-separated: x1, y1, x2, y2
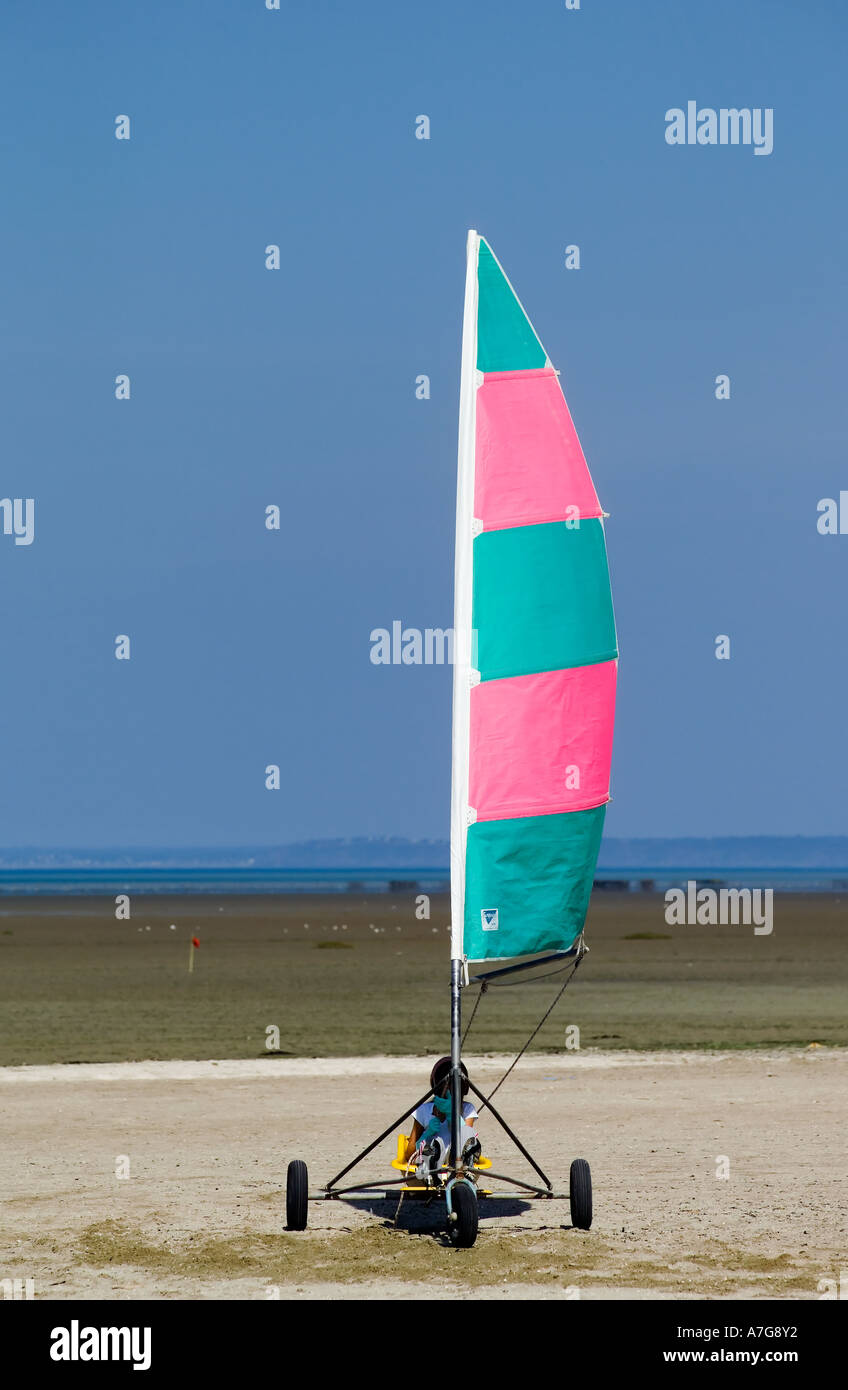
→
(570, 1157, 592, 1230)
(448, 1182, 479, 1248)
(286, 1159, 308, 1231)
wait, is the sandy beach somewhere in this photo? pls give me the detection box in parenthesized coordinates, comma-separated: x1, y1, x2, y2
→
(2, 1046, 844, 1300)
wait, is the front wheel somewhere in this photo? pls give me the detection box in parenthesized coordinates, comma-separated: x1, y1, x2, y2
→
(569, 1157, 592, 1230)
(448, 1182, 479, 1248)
(286, 1159, 308, 1230)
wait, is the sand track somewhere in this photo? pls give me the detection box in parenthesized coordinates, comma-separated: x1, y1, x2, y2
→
(1, 1048, 844, 1300)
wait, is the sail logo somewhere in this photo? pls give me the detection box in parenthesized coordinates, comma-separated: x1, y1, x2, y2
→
(50, 1320, 152, 1371)
(481, 908, 499, 932)
(665, 103, 773, 156)
(0, 497, 35, 546)
(664, 882, 773, 935)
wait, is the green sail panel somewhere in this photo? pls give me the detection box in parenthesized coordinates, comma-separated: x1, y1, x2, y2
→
(472, 518, 617, 681)
(476, 240, 547, 374)
(464, 805, 607, 961)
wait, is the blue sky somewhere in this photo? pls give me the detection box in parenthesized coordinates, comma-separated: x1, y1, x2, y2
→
(1, 0, 845, 848)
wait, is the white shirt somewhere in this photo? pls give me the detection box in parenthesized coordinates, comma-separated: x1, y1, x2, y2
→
(413, 1099, 478, 1134)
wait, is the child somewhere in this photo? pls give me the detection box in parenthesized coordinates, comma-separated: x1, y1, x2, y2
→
(403, 1057, 479, 1170)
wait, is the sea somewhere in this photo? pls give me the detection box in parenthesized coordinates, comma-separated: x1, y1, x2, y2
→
(0, 866, 845, 896)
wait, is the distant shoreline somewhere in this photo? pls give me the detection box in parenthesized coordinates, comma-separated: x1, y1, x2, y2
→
(2, 835, 848, 874)
(1, 866, 847, 896)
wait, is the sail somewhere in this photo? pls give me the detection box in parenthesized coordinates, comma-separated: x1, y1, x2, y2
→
(450, 232, 617, 963)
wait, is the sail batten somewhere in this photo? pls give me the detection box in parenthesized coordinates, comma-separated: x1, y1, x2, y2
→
(451, 232, 618, 964)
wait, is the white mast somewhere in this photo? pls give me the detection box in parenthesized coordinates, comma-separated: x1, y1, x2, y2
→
(450, 229, 480, 963)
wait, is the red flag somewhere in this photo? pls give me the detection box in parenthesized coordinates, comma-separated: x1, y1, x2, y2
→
(191, 937, 200, 948)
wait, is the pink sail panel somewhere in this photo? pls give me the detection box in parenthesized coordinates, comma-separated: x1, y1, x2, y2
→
(468, 660, 617, 822)
(474, 368, 603, 531)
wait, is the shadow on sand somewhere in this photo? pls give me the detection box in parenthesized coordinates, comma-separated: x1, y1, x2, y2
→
(341, 1193, 537, 1238)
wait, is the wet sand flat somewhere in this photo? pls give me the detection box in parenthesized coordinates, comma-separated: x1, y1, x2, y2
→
(0, 891, 845, 1064)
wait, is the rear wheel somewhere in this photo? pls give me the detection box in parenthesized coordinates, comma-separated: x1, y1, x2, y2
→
(286, 1159, 308, 1230)
(569, 1157, 592, 1230)
(448, 1182, 479, 1248)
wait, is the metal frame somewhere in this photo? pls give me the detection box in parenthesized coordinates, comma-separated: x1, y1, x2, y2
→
(323, 1091, 432, 1193)
(311, 952, 568, 1213)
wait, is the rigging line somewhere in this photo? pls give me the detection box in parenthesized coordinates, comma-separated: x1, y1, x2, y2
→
(461, 948, 583, 1047)
(474, 951, 584, 1117)
(461, 980, 487, 1046)
(486, 960, 580, 988)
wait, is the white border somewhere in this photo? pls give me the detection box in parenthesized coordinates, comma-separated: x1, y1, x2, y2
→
(449, 230, 479, 958)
